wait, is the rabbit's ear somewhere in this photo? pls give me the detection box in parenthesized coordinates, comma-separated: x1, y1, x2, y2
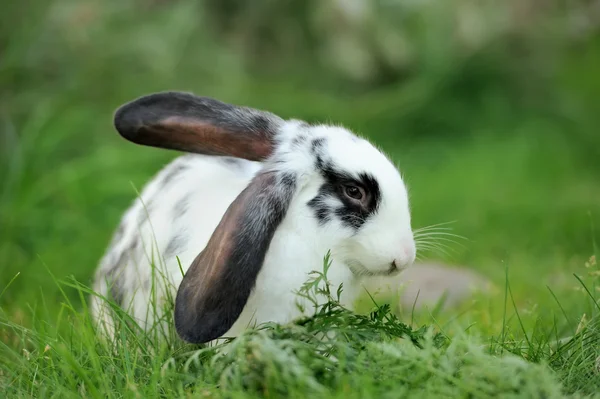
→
(114, 92, 283, 161)
(174, 170, 295, 344)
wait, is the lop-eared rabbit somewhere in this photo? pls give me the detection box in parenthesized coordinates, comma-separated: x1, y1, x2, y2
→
(91, 92, 417, 344)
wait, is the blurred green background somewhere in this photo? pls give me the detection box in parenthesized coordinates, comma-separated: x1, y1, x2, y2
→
(1, 0, 599, 331)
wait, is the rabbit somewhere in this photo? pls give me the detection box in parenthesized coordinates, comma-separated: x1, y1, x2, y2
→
(90, 91, 417, 345)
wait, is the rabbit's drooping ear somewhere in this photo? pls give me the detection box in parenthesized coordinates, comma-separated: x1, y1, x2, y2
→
(174, 171, 295, 344)
(114, 92, 283, 161)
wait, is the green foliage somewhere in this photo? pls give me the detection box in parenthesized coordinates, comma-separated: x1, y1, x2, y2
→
(0, 256, 576, 398)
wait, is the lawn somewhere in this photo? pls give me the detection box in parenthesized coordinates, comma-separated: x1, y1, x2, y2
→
(1, 1, 600, 397)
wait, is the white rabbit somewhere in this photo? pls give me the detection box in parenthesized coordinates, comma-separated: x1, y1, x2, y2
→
(90, 92, 416, 344)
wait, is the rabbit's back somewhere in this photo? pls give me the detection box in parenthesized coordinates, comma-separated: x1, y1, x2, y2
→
(91, 154, 260, 336)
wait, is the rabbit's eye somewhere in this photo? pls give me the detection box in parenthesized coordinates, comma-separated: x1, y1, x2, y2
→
(344, 185, 365, 200)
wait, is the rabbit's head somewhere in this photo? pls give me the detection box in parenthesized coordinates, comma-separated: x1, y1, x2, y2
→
(114, 92, 416, 343)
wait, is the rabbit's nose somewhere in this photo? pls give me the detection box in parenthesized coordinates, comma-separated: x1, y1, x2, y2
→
(403, 242, 416, 262)
(394, 240, 416, 269)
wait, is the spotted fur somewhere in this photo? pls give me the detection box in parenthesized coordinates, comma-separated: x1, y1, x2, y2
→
(91, 92, 416, 344)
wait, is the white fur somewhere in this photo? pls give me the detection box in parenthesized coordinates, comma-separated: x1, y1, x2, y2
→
(91, 122, 416, 342)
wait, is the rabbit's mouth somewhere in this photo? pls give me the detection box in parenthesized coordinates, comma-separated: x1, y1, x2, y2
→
(346, 259, 402, 277)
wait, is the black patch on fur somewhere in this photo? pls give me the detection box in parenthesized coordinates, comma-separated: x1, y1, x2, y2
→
(173, 194, 190, 220)
(311, 137, 325, 154)
(308, 165, 381, 230)
(310, 138, 330, 171)
(164, 234, 188, 259)
(108, 279, 125, 306)
(310, 200, 332, 224)
(128, 239, 140, 257)
(280, 172, 296, 188)
(105, 252, 127, 306)
(103, 237, 143, 306)
(160, 162, 188, 189)
(271, 158, 287, 167)
(136, 200, 154, 227)
(107, 224, 125, 250)
(220, 156, 243, 169)
(292, 133, 308, 147)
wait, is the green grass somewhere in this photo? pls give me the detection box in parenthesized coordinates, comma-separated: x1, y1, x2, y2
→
(2, 255, 597, 398)
(2, 0, 600, 397)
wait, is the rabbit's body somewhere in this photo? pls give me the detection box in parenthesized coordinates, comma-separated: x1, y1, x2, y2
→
(92, 153, 358, 340)
(92, 92, 416, 344)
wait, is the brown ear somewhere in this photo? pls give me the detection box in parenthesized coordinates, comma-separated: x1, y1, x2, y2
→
(114, 92, 283, 161)
(174, 171, 296, 344)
